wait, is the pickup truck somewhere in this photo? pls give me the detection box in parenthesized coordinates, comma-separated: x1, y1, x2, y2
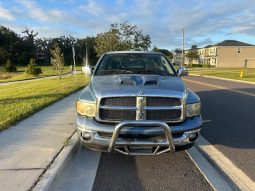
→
(76, 51, 202, 155)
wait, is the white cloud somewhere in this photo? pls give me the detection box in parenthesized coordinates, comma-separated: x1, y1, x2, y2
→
(2, 0, 255, 49)
(17, 0, 64, 23)
(79, 0, 104, 16)
(0, 5, 15, 20)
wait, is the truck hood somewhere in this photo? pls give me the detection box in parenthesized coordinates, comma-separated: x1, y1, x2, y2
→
(90, 74, 187, 98)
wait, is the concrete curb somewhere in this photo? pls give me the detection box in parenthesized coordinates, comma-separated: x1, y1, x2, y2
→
(186, 146, 234, 191)
(195, 136, 255, 191)
(32, 132, 79, 191)
(190, 74, 255, 85)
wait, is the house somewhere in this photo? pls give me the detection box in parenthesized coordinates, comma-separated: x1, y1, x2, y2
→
(172, 49, 183, 66)
(185, 40, 255, 68)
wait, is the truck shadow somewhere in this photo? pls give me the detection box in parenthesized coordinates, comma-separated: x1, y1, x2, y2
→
(196, 88, 255, 150)
(92, 152, 212, 191)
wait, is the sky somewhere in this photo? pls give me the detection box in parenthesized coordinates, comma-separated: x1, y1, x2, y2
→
(0, 0, 255, 50)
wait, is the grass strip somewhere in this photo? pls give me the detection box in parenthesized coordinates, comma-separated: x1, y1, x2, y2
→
(189, 68, 255, 82)
(0, 74, 88, 131)
(0, 66, 82, 82)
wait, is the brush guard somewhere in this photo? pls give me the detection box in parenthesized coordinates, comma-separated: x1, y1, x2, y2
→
(108, 120, 175, 155)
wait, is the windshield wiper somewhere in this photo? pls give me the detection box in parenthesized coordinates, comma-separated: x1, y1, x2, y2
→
(121, 70, 135, 74)
(135, 70, 158, 75)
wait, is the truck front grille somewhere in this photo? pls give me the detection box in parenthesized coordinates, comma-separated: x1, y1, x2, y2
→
(101, 97, 136, 106)
(99, 109, 136, 121)
(146, 97, 181, 106)
(98, 97, 183, 122)
(147, 110, 182, 121)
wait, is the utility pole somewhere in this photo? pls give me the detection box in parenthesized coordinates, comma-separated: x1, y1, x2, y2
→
(85, 42, 88, 67)
(182, 28, 184, 66)
(72, 45, 77, 82)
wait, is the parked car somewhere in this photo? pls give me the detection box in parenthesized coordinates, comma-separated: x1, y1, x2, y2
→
(76, 51, 202, 155)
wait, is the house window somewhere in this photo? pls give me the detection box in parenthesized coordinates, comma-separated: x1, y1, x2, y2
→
(237, 48, 241, 53)
(212, 58, 216, 65)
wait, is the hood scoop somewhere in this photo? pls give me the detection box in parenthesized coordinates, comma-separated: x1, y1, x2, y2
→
(144, 80, 159, 86)
(117, 75, 159, 86)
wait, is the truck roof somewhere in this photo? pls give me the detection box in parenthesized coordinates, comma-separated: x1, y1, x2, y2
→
(105, 51, 163, 55)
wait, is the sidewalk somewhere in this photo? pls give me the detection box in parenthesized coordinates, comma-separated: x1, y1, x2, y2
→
(0, 91, 80, 191)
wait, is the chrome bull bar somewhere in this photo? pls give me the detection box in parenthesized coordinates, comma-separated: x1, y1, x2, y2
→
(108, 120, 175, 155)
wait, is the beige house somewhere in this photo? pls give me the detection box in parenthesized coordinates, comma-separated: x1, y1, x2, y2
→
(172, 49, 183, 66)
(185, 40, 255, 68)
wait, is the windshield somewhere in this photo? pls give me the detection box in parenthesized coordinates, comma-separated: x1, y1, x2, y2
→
(95, 53, 176, 76)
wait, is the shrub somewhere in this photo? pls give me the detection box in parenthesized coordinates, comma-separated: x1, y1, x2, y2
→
(34, 67, 42, 75)
(202, 64, 211, 68)
(26, 58, 42, 75)
(3, 59, 17, 72)
(188, 63, 193, 67)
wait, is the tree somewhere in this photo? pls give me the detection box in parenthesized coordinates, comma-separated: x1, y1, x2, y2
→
(75, 37, 97, 66)
(95, 22, 151, 56)
(186, 50, 199, 59)
(186, 45, 199, 60)
(50, 43, 65, 79)
(153, 47, 173, 59)
(0, 26, 20, 65)
(26, 58, 42, 75)
(3, 59, 17, 72)
(21, 27, 38, 62)
(191, 44, 198, 50)
(22, 27, 38, 42)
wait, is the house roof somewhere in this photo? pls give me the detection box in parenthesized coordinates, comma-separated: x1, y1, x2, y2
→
(204, 45, 213, 48)
(214, 40, 254, 46)
(173, 49, 182, 53)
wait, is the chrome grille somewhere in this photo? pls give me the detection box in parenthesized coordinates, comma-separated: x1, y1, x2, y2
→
(147, 97, 181, 106)
(147, 110, 182, 121)
(101, 97, 136, 106)
(98, 97, 183, 122)
(99, 110, 136, 120)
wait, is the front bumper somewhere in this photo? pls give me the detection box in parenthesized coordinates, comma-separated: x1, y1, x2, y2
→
(77, 115, 202, 155)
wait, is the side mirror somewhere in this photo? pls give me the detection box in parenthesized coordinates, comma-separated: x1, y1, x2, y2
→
(177, 66, 189, 76)
(82, 66, 92, 77)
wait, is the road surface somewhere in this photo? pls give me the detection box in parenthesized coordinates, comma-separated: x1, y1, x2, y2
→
(51, 146, 213, 191)
(183, 75, 255, 181)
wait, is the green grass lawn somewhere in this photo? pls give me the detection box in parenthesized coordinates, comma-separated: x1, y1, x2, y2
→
(0, 66, 82, 83)
(0, 74, 88, 131)
(189, 68, 255, 82)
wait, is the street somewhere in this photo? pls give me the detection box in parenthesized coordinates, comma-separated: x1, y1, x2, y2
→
(51, 146, 213, 191)
(50, 75, 255, 191)
(184, 75, 255, 181)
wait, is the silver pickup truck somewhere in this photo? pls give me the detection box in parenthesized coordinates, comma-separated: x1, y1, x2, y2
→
(76, 51, 202, 155)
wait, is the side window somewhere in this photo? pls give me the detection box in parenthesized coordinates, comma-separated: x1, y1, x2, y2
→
(160, 57, 174, 75)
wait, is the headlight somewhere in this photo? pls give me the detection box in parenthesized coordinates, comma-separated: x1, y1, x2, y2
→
(186, 102, 201, 117)
(76, 100, 96, 117)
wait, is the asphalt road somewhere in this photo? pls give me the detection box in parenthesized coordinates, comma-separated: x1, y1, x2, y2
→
(183, 75, 255, 181)
(52, 146, 213, 191)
